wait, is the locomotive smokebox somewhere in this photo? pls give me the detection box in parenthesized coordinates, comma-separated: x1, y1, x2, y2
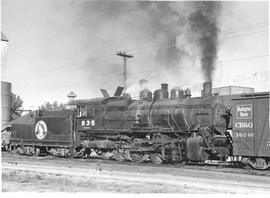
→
(202, 82, 212, 97)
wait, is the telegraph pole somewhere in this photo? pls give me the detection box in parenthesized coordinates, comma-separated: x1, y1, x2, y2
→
(116, 51, 134, 92)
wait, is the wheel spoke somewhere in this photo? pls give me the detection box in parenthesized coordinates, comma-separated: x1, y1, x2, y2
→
(130, 153, 143, 163)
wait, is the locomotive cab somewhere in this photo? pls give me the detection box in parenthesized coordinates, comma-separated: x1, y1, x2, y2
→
(68, 98, 103, 131)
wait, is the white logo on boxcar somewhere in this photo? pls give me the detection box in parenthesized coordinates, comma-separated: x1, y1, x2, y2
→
(35, 120, 47, 140)
(235, 122, 253, 128)
(236, 104, 252, 119)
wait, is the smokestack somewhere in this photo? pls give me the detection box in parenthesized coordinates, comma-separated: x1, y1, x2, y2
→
(161, 83, 168, 91)
(139, 79, 148, 91)
(202, 82, 212, 97)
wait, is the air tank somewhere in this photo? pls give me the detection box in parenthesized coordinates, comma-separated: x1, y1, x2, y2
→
(1, 81, 12, 126)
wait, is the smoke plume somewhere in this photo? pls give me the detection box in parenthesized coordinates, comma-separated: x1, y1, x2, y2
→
(133, 1, 222, 81)
(135, 1, 188, 68)
(82, 1, 222, 91)
(187, 2, 221, 82)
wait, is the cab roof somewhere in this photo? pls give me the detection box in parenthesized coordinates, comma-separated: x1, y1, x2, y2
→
(68, 98, 103, 105)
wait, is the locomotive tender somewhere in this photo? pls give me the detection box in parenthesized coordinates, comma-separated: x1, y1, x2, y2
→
(8, 82, 270, 169)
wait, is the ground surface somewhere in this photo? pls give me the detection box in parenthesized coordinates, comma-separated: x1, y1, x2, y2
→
(2, 152, 270, 193)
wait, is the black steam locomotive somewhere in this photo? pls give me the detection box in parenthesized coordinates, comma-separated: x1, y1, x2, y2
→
(6, 82, 270, 169)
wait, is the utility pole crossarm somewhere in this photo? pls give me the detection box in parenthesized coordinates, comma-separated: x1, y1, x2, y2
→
(116, 51, 134, 58)
(116, 51, 134, 93)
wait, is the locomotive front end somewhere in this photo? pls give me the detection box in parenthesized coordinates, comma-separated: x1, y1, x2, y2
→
(185, 82, 232, 162)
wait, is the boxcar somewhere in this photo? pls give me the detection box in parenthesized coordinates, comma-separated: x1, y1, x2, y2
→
(231, 92, 270, 169)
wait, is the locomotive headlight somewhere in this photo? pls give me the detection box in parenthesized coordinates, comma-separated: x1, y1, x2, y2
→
(214, 104, 227, 123)
(213, 104, 228, 133)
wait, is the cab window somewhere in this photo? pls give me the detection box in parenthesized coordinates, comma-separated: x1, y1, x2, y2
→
(93, 104, 101, 116)
(86, 104, 101, 117)
(77, 106, 87, 117)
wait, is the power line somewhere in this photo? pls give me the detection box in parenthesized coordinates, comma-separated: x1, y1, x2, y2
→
(221, 22, 268, 34)
(11, 22, 269, 83)
(14, 50, 269, 85)
(219, 54, 269, 63)
(222, 30, 268, 39)
(16, 54, 268, 93)
(222, 26, 268, 35)
(131, 54, 269, 75)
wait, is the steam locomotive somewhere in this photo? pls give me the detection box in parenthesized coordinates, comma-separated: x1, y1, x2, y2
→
(5, 82, 270, 169)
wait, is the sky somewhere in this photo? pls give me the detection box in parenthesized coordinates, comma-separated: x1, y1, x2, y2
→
(1, 0, 269, 109)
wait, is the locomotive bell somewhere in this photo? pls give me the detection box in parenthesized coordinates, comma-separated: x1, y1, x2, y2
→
(202, 82, 212, 97)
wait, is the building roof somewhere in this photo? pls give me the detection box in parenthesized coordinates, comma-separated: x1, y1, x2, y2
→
(1, 32, 8, 42)
(67, 91, 77, 98)
(213, 85, 254, 90)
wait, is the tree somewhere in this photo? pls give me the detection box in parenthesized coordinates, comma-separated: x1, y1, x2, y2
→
(10, 93, 23, 120)
(40, 101, 66, 110)
(42, 102, 52, 110)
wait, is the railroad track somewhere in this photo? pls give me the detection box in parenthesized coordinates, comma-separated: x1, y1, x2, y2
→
(3, 151, 270, 193)
(2, 151, 270, 177)
(2, 161, 270, 193)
